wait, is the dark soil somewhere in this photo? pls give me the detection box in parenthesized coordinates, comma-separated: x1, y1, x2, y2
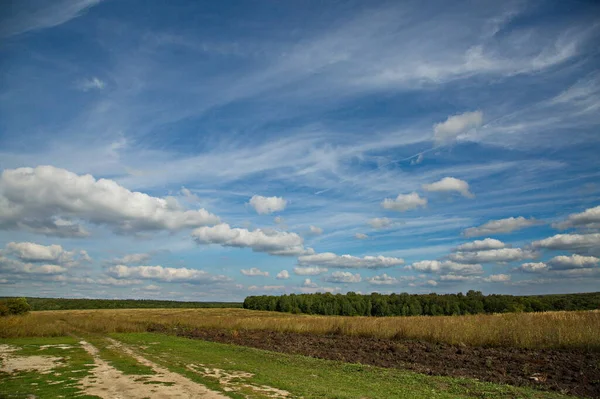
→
(147, 324, 600, 398)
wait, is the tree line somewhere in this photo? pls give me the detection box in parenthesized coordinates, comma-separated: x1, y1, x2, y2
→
(0, 297, 31, 316)
(0, 297, 242, 311)
(243, 291, 600, 316)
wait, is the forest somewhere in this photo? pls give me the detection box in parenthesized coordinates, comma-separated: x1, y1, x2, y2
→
(0, 297, 242, 311)
(243, 291, 600, 316)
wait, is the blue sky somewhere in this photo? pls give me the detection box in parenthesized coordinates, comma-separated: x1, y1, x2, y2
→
(1, 0, 599, 301)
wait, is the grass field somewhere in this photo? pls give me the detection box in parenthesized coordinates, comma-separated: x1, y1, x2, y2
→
(1, 308, 597, 398)
(0, 333, 580, 399)
(2, 307, 599, 349)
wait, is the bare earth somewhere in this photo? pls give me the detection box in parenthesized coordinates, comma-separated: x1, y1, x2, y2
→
(78, 339, 229, 399)
(0, 344, 62, 374)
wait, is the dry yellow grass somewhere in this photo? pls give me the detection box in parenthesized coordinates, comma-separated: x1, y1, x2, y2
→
(1, 308, 598, 350)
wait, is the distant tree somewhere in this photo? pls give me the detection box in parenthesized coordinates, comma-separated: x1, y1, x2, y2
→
(0, 297, 31, 316)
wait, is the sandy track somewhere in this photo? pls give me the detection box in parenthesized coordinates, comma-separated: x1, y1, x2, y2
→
(78, 339, 229, 399)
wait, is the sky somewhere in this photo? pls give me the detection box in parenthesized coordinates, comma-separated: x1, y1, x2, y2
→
(1, 0, 599, 301)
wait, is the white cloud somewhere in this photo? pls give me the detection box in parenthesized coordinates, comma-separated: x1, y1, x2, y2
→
(433, 111, 483, 145)
(366, 273, 398, 285)
(142, 284, 161, 291)
(0, 255, 67, 275)
(439, 274, 478, 282)
(410, 153, 424, 165)
(381, 192, 427, 212)
(0, 166, 220, 235)
(248, 195, 287, 214)
(302, 278, 318, 288)
(517, 262, 549, 273)
(192, 223, 309, 256)
(274, 216, 284, 224)
(533, 233, 600, 249)
(77, 77, 106, 91)
(426, 279, 438, 286)
(0, 0, 103, 38)
(241, 267, 269, 277)
(298, 252, 404, 269)
(293, 266, 328, 276)
(368, 217, 392, 229)
(0, 241, 91, 277)
(324, 271, 362, 283)
(354, 233, 368, 239)
(449, 248, 537, 264)
(483, 274, 511, 283)
(180, 187, 200, 202)
(276, 270, 290, 279)
(248, 285, 285, 291)
(111, 253, 152, 265)
(18, 218, 90, 238)
(463, 216, 541, 237)
(3, 242, 89, 267)
(422, 177, 474, 198)
(309, 225, 323, 235)
(6, 242, 68, 262)
(547, 254, 599, 270)
(407, 260, 483, 275)
(107, 265, 230, 284)
(553, 205, 600, 230)
(456, 238, 506, 252)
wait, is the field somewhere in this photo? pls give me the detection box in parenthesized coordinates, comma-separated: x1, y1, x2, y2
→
(1, 308, 599, 398)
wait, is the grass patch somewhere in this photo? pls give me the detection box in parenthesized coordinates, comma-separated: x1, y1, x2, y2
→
(0, 336, 98, 399)
(113, 332, 578, 399)
(2, 308, 598, 350)
(83, 335, 154, 375)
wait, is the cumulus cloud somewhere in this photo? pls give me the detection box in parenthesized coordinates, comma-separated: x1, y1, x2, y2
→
(107, 265, 230, 284)
(426, 279, 438, 286)
(368, 217, 393, 229)
(533, 233, 600, 249)
(463, 216, 541, 237)
(0, 256, 67, 275)
(449, 248, 537, 264)
(302, 278, 318, 288)
(553, 206, 600, 230)
(517, 262, 549, 273)
(433, 111, 483, 145)
(381, 192, 427, 212)
(456, 238, 506, 252)
(439, 274, 478, 282)
(0, 166, 220, 235)
(0, 242, 90, 278)
(422, 177, 474, 198)
(18, 218, 90, 238)
(110, 253, 152, 265)
(248, 285, 285, 291)
(241, 267, 269, 277)
(293, 266, 328, 275)
(406, 260, 483, 275)
(366, 273, 398, 285)
(180, 187, 200, 202)
(298, 252, 404, 269)
(3, 242, 90, 267)
(547, 254, 599, 270)
(483, 274, 511, 283)
(354, 233, 368, 239)
(324, 271, 362, 283)
(248, 195, 287, 214)
(276, 270, 290, 279)
(192, 223, 309, 256)
(309, 225, 323, 235)
(274, 216, 284, 224)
